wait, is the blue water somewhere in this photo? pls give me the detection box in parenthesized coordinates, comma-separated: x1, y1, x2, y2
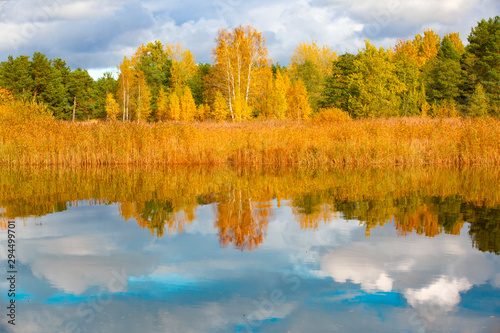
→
(1, 200, 499, 333)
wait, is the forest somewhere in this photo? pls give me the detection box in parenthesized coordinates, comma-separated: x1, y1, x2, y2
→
(0, 16, 498, 122)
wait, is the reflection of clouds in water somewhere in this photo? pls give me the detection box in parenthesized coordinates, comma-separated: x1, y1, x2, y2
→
(405, 277, 472, 311)
(2, 202, 498, 333)
(318, 226, 496, 316)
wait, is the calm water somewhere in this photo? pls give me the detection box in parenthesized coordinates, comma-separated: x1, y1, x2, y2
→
(0, 167, 499, 333)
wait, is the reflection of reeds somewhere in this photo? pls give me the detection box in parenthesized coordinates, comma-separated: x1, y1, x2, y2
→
(1, 117, 500, 166)
(0, 166, 498, 253)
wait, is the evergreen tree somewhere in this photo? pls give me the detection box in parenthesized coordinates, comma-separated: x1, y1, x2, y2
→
(462, 16, 500, 113)
(321, 53, 357, 112)
(66, 68, 94, 121)
(92, 72, 118, 119)
(188, 63, 211, 106)
(0, 55, 33, 100)
(468, 83, 488, 117)
(424, 37, 463, 104)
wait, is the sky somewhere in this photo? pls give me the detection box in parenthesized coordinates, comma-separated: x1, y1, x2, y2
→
(0, 0, 499, 79)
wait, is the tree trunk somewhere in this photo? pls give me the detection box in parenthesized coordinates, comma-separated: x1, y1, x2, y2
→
(72, 95, 76, 122)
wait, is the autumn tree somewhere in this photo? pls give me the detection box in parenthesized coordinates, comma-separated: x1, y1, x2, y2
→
(415, 29, 441, 66)
(348, 40, 404, 117)
(287, 79, 312, 121)
(117, 56, 135, 121)
(269, 69, 289, 119)
(156, 87, 169, 121)
(394, 40, 426, 115)
(211, 25, 269, 121)
(179, 85, 196, 121)
(212, 90, 229, 121)
(135, 70, 151, 122)
(468, 83, 488, 117)
(168, 92, 181, 121)
(289, 40, 337, 110)
(166, 43, 197, 86)
(445, 32, 465, 56)
(105, 93, 120, 120)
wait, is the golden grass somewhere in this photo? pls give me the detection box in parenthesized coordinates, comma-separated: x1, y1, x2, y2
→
(1, 116, 500, 166)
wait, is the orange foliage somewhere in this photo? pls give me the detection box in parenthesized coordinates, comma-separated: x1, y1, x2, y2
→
(214, 187, 272, 251)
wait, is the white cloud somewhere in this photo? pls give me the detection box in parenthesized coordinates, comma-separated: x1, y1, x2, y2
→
(405, 277, 472, 311)
(318, 227, 497, 323)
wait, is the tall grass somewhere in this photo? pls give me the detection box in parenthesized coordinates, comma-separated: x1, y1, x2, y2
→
(1, 88, 499, 166)
(1, 117, 500, 166)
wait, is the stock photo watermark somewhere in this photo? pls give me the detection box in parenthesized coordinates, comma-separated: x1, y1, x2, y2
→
(64, 268, 128, 333)
(239, 248, 322, 332)
(5, 220, 16, 326)
(338, 0, 402, 54)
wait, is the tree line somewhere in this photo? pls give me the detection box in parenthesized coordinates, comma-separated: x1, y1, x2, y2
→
(0, 16, 498, 121)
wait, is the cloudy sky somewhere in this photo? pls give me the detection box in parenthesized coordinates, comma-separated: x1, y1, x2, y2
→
(0, 0, 498, 78)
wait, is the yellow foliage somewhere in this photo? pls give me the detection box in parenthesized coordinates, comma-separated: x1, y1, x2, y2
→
(270, 70, 288, 119)
(415, 29, 441, 65)
(135, 71, 152, 123)
(0, 87, 51, 121)
(212, 91, 229, 121)
(314, 107, 351, 122)
(180, 85, 196, 121)
(195, 103, 208, 121)
(211, 25, 269, 120)
(168, 93, 181, 121)
(286, 79, 312, 120)
(232, 92, 250, 121)
(289, 39, 337, 77)
(444, 32, 465, 55)
(156, 88, 169, 121)
(165, 43, 197, 85)
(105, 93, 120, 120)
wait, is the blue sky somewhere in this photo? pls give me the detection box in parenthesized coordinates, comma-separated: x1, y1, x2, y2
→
(0, 0, 498, 79)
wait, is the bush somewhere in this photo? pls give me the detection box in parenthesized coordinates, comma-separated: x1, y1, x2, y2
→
(314, 107, 351, 122)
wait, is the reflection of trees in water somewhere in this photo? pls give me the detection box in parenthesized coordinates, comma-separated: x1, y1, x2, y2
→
(0, 167, 499, 253)
(464, 206, 500, 255)
(119, 200, 197, 237)
(291, 193, 337, 230)
(214, 185, 272, 251)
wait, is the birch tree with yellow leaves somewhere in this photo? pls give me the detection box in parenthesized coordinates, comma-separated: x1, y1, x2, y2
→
(211, 25, 269, 121)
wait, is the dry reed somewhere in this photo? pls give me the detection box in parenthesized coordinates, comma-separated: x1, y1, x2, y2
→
(1, 116, 500, 166)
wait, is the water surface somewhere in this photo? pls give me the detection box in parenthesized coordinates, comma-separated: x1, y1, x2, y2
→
(0, 167, 499, 332)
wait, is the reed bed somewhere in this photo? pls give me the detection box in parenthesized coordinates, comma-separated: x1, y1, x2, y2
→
(1, 117, 500, 166)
